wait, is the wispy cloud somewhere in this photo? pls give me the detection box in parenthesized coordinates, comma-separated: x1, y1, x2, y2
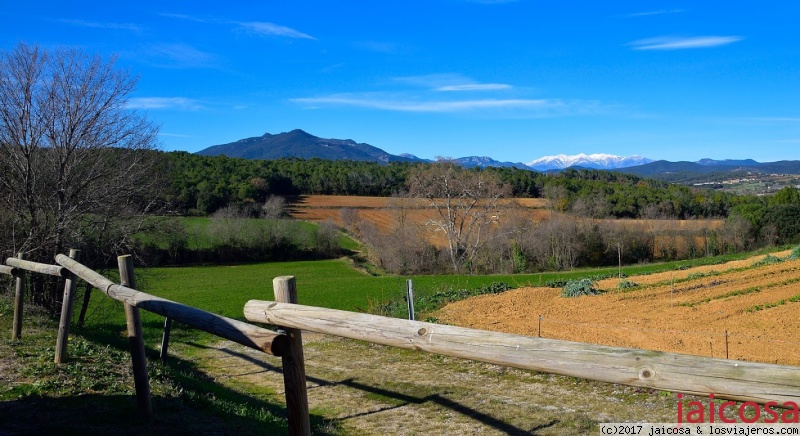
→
(127, 97, 205, 111)
(236, 22, 315, 40)
(626, 9, 684, 18)
(58, 19, 142, 31)
(145, 43, 218, 68)
(393, 74, 512, 92)
(355, 41, 402, 54)
(161, 13, 315, 40)
(755, 117, 800, 122)
(629, 36, 743, 50)
(468, 0, 519, 4)
(291, 93, 603, 116)
(437, 84, 512, 91)
(158, 13, 211, 23)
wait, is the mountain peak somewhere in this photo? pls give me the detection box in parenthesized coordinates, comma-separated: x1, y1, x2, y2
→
(526, 153, 652, 171)
(197, 130, 421, 163)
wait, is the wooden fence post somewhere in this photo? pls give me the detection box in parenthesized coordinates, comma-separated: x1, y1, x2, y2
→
(11, 253, 26, 340)
(273, 276, 311, 436)
(406, 279, 415, 321)
(118, 255, 153, 418)
(55, 249, 80, 363)
(76, 283, 92, 328)
(160, 317, 173, 361)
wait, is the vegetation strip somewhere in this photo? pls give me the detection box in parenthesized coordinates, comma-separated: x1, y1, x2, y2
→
(746, 293, 800, 313)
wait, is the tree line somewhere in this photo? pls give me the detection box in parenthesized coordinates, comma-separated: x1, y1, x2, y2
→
(163, 152, 749, 220)
(346, 163, 800, 275)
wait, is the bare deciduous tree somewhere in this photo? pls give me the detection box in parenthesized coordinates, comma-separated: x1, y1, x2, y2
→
(406, 162, 511, 273)
(262, 195, 287, 220)
(0, 43, 162, 306)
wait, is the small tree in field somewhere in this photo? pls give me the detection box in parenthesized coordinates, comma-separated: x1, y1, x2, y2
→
(406, 161, 511, 273)
(0, 43, 162, 308)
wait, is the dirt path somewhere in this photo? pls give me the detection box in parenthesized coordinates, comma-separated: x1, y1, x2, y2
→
(438, 251, 800, 366)
(191, 333, 685, 435)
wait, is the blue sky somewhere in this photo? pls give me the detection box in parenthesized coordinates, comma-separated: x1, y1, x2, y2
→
(4, 1, 800, 163)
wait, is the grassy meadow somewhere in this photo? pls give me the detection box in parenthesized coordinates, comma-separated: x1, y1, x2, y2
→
(77, 235, 779, 351)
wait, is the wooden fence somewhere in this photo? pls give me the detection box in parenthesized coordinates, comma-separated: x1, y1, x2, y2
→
(3, 251, 286, 418)
(4, 254, 800, 435)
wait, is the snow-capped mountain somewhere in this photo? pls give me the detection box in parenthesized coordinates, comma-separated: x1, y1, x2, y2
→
(526, 153, 653, 171)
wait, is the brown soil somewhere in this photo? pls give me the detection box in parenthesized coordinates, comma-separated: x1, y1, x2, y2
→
(289, 195, 726, 258)
(288, 195, 552, 247)
(437, 251, 800, 366)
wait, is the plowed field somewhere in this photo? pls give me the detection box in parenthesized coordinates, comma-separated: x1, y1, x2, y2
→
(288, 195, 725, 257)
(438, 250, 800, 366)
(287, 195, 551, 236)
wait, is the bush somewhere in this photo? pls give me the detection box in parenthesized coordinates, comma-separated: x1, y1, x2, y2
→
(617, 279, 638, 290)
(562, 279, 600, 297)
(789, 246, 800, 260)
(753, 254, 782, 267)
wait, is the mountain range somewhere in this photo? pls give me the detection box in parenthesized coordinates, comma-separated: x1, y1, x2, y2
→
(196, 129, 800, 176)
(526, 153, 653, 171)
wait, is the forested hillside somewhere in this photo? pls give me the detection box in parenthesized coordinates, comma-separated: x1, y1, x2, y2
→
(163, 151, 746, 219)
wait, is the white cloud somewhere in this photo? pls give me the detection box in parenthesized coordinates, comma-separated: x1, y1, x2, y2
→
(127, 97, 205, 111)
(146, 43, 218, 68)
(158, 13, 211, 23)
(393, 74, 512, 92)
(291, 93, 603, 116)
(161, 14, 315, 40)
(158, 132, 194, 138)
(393, 74, 469, 88)
(756, 117, 800, 122)
(629, 36, 743, 50)
(469, 0, 519, 3)
(437, 84, 512, 91)
(626, 9, 684, 18)
(58, 19, 142, 31)
(355, 41, 402, 54)
(237, 22, 315, 40)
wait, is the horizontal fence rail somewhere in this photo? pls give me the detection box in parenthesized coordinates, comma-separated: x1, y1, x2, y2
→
(54, 255, 287, 357)
(5, 257, 67, 278)
(245, 300, 800, 406)
(0, 265, 16, 276)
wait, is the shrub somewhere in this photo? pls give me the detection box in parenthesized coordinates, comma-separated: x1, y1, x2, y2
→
(753, 254, 782, 267)
(617, 279, 638, 290)
(562, 279, 600, 297)
(789, 246, 800, 260)
(687, 272, 705, 280)
(545, 279, 568, 288)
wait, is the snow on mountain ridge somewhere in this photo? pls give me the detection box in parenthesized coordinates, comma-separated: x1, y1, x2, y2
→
(526, 153, 653, 171)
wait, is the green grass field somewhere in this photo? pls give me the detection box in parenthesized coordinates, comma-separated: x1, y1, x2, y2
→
(78, 243, 779, 350)
(134, 216, 356, 251)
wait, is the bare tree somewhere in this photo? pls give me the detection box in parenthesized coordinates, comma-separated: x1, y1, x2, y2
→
(0, 43, 162, 306)
(262, 195, 287, 220)
(406, 162, 511, 273)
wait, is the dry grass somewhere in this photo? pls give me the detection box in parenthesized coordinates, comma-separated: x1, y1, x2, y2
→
(193, 333, 686, 435)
